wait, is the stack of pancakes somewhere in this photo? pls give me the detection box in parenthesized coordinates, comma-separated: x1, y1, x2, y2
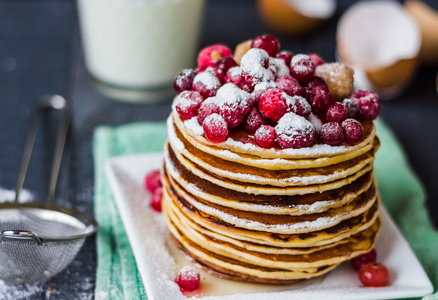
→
(161, 105, 381, 284)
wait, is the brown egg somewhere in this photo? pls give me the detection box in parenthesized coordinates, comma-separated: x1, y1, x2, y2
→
(257, 0, 336, 37)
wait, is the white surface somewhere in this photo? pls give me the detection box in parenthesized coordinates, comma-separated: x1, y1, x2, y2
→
(105, 153, 433, 300)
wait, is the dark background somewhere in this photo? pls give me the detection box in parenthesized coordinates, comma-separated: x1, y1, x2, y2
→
(0, 0, 437, 298)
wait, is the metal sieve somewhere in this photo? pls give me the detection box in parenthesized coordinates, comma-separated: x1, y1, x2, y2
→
(0, 95, 98, 284)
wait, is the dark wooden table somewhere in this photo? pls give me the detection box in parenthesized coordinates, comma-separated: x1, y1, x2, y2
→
(0, 0, 437, 298)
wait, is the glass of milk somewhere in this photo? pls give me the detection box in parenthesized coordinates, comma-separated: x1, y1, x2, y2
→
(77, 0, 205, 95)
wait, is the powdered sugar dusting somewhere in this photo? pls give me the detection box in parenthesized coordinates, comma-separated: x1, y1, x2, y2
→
(274, 58, 290, 77)
(253, 81, 276, 92)
(193, 71, 220, 89)
(184, 117, 204, 136)
(275, 112, 314, 142)
(216, 83, 252, 111)
(291, 54, 311, 72)
(240, 48, 275, 83)
(167, 115, 186, 152)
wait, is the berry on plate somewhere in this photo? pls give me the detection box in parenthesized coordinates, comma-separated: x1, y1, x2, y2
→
(144, 169, 162, 193)
(351, 249, 377, 271)
(175, 266, 201, 291)
(358, 262, 390, 287)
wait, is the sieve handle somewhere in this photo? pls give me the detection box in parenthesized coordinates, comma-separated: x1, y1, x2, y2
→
(0, 230, 43, 245)
(14, 95, 67, 204)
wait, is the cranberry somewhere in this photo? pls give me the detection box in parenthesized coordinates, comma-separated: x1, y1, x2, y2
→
(259, 88, 287, 122)
(213, 57, 238, 83)
(284, 94, 311, 117)
(358, 262, 390, 287)
(303, 76, 329, 100)
(276, 75, 303, 97)
(342, 98, 360, 118)
(275, 113, 315, 149)
(173, 69, 196, 94)
(309, 86, 332, 113)
(197, 98, 220, 125)
(320, 122, 344, 146)
(150, 187, 163, 212)
(203, 113, 229, 143)
(225, 67, 254, 93)
(217, 83, 253, 128)
(197, 44, 232, 68)
(290, 54, 315, 82)
(244, 107, 267, 135)
(255, 125, 276, 148)
(307, 53, 325, 67)
(175, 266, 201, 291)
(326, 102, 348, 123)
(351, 90, 381, 121)
(192, 71, 221, 98)
(240, 48, 275, 83)
(251, 35, 280, 57)
(351, 249, 377, 271)
(175, 91, 203, 120)
(342, 118, 364, 145)
(276, 51, 294, 66)
(144, 169, 162, 193)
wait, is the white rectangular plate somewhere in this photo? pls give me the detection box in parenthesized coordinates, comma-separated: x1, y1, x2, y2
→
(105, 153, 433, 300)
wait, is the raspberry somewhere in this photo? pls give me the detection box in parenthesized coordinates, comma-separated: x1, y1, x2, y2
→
(290, 54, 315, 82)
(315, 62, 354, 101)
(197, 44, 232, 68)
(217, 83, 253, 128)
(342, 98, 360, 118)
(144, 169, 162, 193)
(276, 75, 303, 97)
(173, 69, 196, 94)
(240, 48, 275, 84)
(224, 67, 254, 93)
(284, 94, 311, 117)
(175, 91, 203, 120)
(192, 71, 221, 98)
(244, 107, 267, 135)
(351, 90, 381, 121)
(251, 35, 280, 57)
(358, 262, 390, 287)
(253, 81, 277, 105)
(320, 122, 344, 146)
(276, 51, 294, 66)
(150, 187, 163, 212)
(233, 39, 252, 64)
(213, 57, 237, 83)
(351, 249, 377, 271)
(175, 266, 201, 291)
(309, 86, 332, 113)
(255, 125, 276, 148)
(197, 97, 220, 125)
(341, 118, 364, 145)
(203, 113, 229, 143)
(258, 88, 287, 122)
(326, 102, 348, 123)
(275, 112, 315, 149)
(307, 53, 325, 67)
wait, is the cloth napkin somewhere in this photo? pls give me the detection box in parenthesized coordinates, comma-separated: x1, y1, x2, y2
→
(93, 119, 438, 299)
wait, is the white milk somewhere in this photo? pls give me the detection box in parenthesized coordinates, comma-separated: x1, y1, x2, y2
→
(77, 0, 205, 90)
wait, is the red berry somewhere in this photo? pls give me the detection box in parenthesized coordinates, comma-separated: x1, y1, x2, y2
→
(290, 54, 315, 82)
(176, 266, 201, 291)
(284, 94, 311, 117)
(309, 113, 323, 133)
(255, 125, 276, 148)
(203, 113, 229, 143)
(175, 91, 203, 120)
(259, 88, 287, 122)
(342, 98, 360, 118)
(240, 48, 275, 83)
(213, 57, 237, 83)
(253, 81, 277, 105)
(197, 44, 232, 68)
(173, 69, 196, 94)
(309, 86, 332, 113)
(307, 53, 325, 67)
(351, 249, 377, 271)
(144, 170, 162, 193)
(217, 83, 253, 128)
(273, 58, 290, 78)
(276, 51, 294, 66)
(244, 107, 267, 135)
(320, 122, 344, 146)
(351, 90, 381, 121)
(150, 187, 163, 212)
(197, 97, 220, 125)
(275, 113, 315, 149)
(251, 35, 280, 57)
(358, 262, 390, 287)
(342, 118, 364, 145)
(276, 75, 303, 97)
(192, 71, 221, 98)
(326, 102, 348, 123)
(225, 67, 254, 93)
